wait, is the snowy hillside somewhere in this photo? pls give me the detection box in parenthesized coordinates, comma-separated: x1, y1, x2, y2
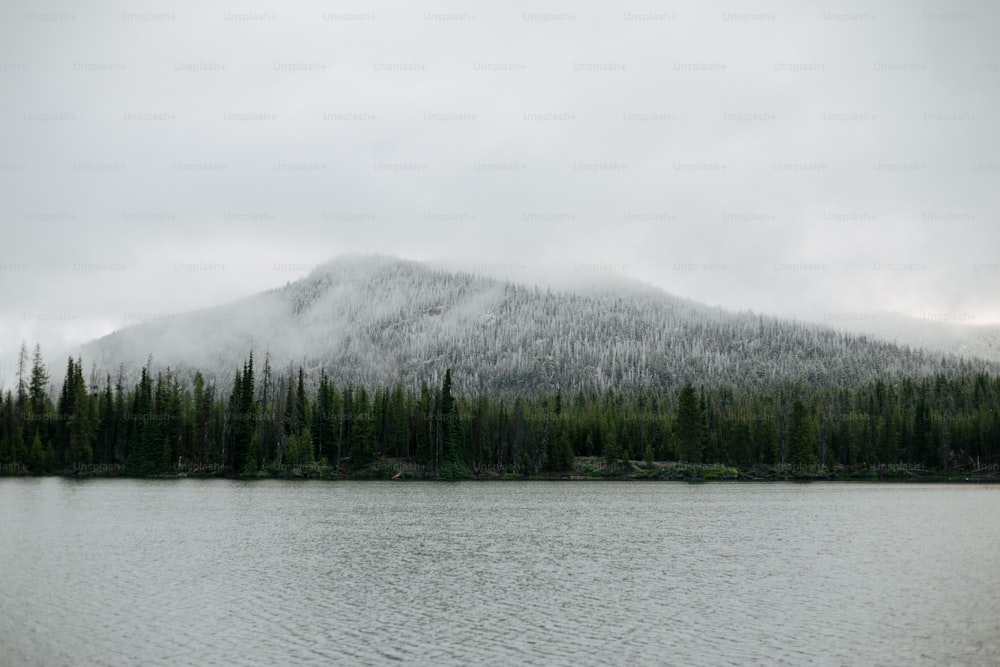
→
(72, 255, 997, 394)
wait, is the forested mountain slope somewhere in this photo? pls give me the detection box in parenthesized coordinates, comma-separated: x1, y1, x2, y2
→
(74, 255, 996, 393)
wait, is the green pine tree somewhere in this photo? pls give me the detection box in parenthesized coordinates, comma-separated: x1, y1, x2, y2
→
(676, 383, 703, 462)
(643, 443, 655, 467)
(349, 388, 375, 469)
(438, 369, 470, 479)
(788, 400, 818, 466)
(28, 432, 45, 472)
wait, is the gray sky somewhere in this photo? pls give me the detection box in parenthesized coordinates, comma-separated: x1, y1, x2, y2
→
(1, 0, 998, 383)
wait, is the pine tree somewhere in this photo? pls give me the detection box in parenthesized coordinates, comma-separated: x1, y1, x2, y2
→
(28, 431, 45, 471)
(296, 367, 307, 433)
(4, 433, 21, 471)
(730, 422, 753, 464)
(349, 387, 374, 469)
(312, 371, 333, 462)
(701, 390, 718, 462)
(245, 432, 262, 474)
(415, 381, 431, 465)
(788, 400, 818, 466)
(438, 369, 470, 479)
(913, 396, 934, 467)
(151, 373, 171, 471)
(643, 443, 655, 467)
(509, 398, 527, 469)
(285, 432, 300, 466)
(95, 376, 114, 465)
(226, 368, 243, 469)
(0, 429, 10, 468)
(877, 406, 901, 464)
(56, 357, 80, 466)
(68, 376, 95, 466)
(283, 373, 298, 436)
(234, 354, 256, 472)
(676, 383, 703, 462)
(126, 367, 157, 475)
(299, 426, 314, 466)
(665, 431, 680, 461)
(388, 384, 409, 458)
(330, 387, 343, 468)
(15, 342, 28, 411)
(603, 417, 622, 465)
(544, 425, 574, 473)
(192, 372, 208, 464)
(27, 345, 51, 445)
(340, 387, 354, 467)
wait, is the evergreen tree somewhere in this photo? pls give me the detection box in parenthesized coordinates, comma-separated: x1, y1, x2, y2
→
(349, 387, 374, 469)
(126, 367, 157, 475)
(152, 373, 171, 471)
(330, 387, 343, 468)
(296, 367, 308, 433)
(95, 376, 115, 465)
(387, 384, 409, 458)
(192, 372, 209, 464)
(415, 381, 431, 464)
(0, 432, 8, 469)
(226, 368, 243, 469)
(15, 341, 29, 412)
(643, 443, 655, 467)
(913, 395, 934, 467)
(877, 406, 901, 464)
(664, 431, 680, 461)
(245, 431, 262, 474)
(509, 398, 527, 468)
(312, 371, 333, 462)
(28, 431, 45, 471)
(730, 422, 753, 463)
(10, 426, 28, 466)
(788, 400, 818, 466)
(234, 354, 256, 471)
(27, 344, 51, 445)
(283, 374, 298, 436)
(299, 427, 314, 466)
(603, 417, 622, 465)
(676, 383, 703, 462)
(438, 369, 470, 479)
(68, 376, 95, 466)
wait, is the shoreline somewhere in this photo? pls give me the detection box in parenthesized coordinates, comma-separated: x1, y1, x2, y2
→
(3, 468, 998, 484)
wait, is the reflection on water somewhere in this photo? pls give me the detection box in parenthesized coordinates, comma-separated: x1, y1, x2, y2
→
(1, 480, 998, 666)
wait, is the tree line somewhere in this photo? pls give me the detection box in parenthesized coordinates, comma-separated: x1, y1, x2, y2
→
(1, 344, 998, 478)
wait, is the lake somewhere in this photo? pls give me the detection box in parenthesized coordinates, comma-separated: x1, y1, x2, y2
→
(1, 480, 998, 666)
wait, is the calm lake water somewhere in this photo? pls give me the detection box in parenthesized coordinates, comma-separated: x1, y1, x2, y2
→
(0, 480, 998, 666)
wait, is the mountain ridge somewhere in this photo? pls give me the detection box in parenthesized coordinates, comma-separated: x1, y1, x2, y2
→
(69, 255, 999, 394)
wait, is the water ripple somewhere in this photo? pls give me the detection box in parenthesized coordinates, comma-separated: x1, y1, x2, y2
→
(1, 480, 998, 666)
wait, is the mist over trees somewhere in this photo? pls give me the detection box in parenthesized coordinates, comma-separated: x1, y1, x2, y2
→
(7, 259, 998, 479)
(70, 257, 998, 397)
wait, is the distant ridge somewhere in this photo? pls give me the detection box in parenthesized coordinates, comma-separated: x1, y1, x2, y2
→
(818, 310, 1000, 365)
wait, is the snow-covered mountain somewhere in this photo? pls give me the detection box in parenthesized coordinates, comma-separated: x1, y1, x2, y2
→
(71, 255, 997, 394)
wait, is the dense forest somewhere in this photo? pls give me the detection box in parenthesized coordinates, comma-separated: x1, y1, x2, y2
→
(74, 256, 1000, 396)
(2, 343, 999, 479)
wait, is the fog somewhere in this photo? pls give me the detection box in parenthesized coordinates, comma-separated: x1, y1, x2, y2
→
(1, 0, 998, 387)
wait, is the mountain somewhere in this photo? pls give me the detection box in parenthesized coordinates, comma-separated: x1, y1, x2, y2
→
(71, 255, 998, 394)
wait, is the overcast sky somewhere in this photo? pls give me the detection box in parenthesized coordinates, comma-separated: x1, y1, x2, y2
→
(1, 0, 998, 383)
